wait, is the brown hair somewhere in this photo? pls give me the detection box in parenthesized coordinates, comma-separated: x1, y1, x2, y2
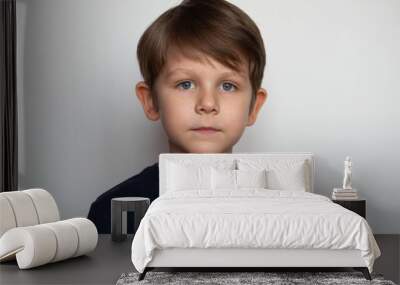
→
(137, 0, 266, 113)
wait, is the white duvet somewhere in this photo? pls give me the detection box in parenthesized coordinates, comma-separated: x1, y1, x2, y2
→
(131, 189, 381, 273)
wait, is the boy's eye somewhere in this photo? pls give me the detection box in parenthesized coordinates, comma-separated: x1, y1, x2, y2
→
(176, 81, 237, 92)
(221, 82, 237, 92)
(176, 80, 194, 90)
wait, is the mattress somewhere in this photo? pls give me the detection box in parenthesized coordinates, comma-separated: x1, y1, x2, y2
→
(131, 189, 381, 273)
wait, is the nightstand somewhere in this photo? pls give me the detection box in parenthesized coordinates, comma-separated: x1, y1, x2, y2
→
(111, 197, 150, 242)
(332, 199, 366, 218)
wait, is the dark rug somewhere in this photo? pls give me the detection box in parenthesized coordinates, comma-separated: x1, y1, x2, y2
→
(116, 271, 397, 285)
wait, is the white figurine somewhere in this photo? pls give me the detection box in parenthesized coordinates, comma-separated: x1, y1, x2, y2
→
(342, 156, 352, 190)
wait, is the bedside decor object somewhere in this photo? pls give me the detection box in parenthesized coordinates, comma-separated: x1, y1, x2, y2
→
(332, 156, 358, 200)
(343, 156, 353, 190)
(0, 189, 98, 269)
(111, 197, 150, 242)
(332, 188, 359, 200)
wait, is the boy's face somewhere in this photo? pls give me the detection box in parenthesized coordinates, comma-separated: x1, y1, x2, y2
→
(136, 48, 267, 154)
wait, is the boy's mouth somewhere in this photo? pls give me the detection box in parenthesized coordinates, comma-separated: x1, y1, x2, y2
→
(191, 127, 221, 134)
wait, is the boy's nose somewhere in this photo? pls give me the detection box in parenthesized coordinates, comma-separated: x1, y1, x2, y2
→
(195, 89, 219, 114)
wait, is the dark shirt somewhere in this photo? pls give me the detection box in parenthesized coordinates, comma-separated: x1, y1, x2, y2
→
(87, 162, 159, 233)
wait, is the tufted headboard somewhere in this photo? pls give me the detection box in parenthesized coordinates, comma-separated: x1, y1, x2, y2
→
(159, 152, 315, 195)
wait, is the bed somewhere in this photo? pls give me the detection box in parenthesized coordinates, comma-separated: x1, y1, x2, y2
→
(131, 152, 381, 281)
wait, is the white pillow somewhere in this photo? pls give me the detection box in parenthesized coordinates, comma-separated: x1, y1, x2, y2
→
(266, 165, 306, 191)
(166, 159, 236, 192)
(211, 168, 268, 190)
(236, 169, 267, 189)
(211, 168, 236, 190)
(166, 162, 212, 191)
(237, 159, 308, 191)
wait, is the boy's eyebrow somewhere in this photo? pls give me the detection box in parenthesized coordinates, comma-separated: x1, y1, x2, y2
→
(219, 70, 247, 80)
(165, 68, 247, 80)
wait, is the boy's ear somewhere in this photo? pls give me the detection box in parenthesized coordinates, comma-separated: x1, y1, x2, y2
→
(135, 81, 160, 121)
(247, 88, 268, 126)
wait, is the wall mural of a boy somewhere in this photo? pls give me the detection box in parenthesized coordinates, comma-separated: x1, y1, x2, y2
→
(88, 0, 268, 233)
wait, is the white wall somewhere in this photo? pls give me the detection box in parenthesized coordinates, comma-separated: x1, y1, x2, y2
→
(16, 0, 400, 233)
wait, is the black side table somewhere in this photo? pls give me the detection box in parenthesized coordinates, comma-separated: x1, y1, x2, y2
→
(332, 199, 366, 219)
(111, 197, 150, 242)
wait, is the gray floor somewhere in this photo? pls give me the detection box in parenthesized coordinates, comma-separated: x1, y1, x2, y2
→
(374, 234, 400, 284)
(0, 234, 398, 285)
